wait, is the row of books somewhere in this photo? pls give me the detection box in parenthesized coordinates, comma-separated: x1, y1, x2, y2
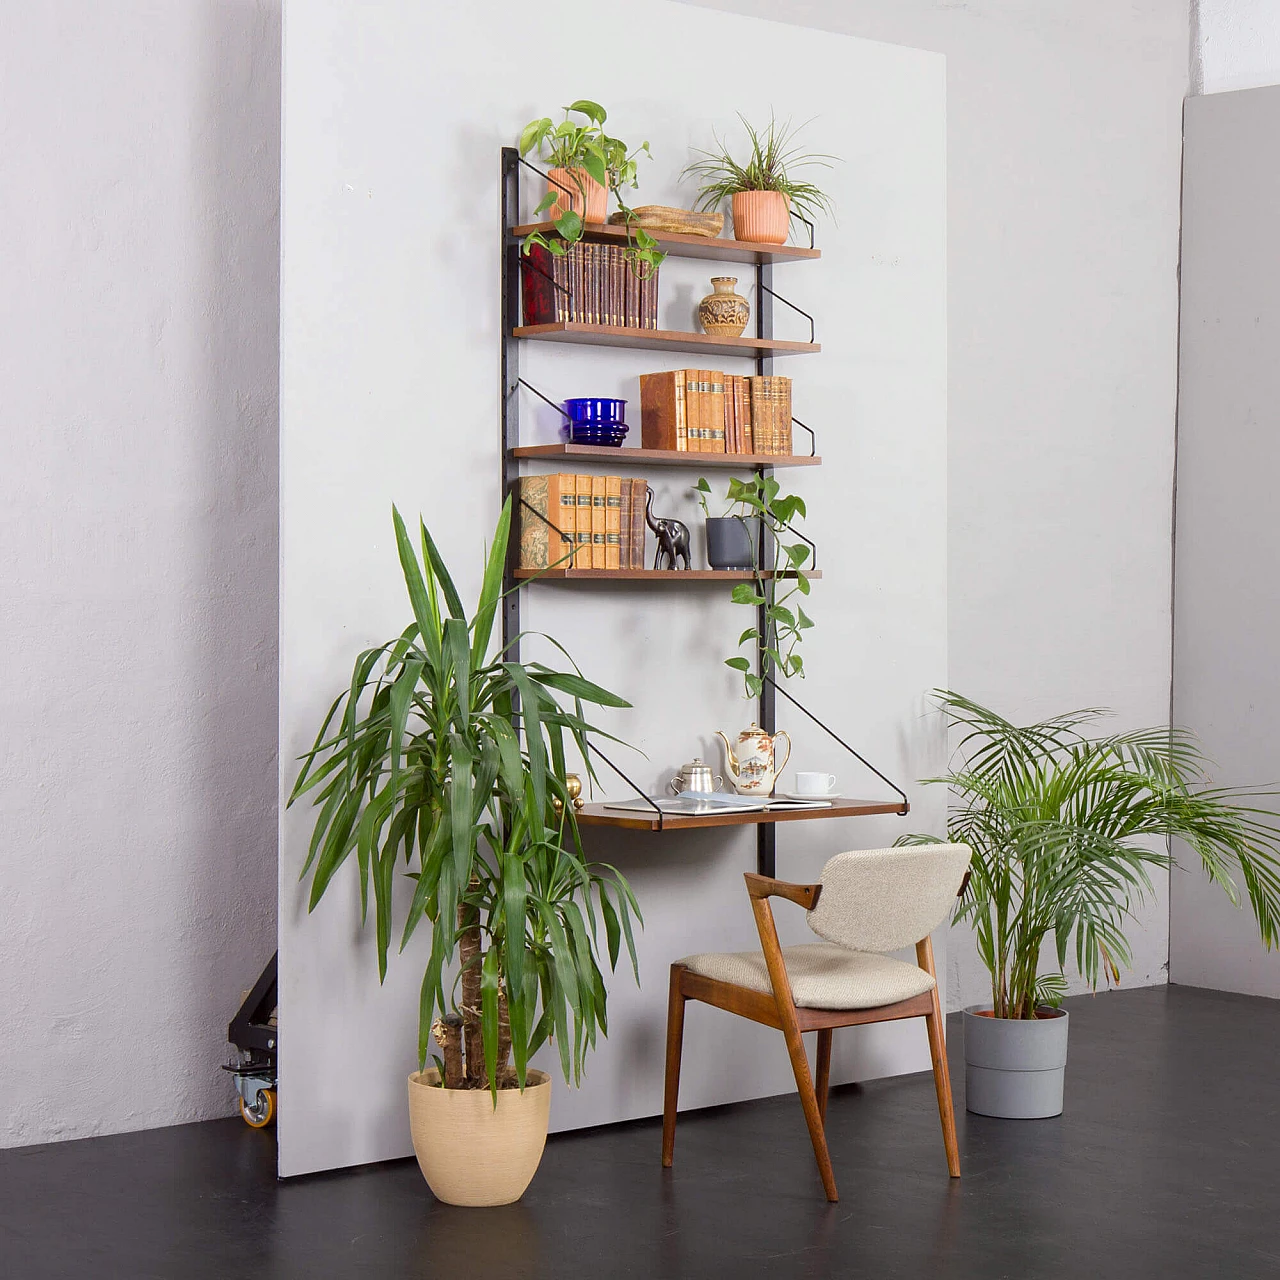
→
(521, 242, 660, 330)
(639, 370, 793, 455)
(515, 474, 649, 571)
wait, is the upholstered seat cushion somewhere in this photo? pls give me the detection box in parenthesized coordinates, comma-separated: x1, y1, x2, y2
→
(678, 943, 936, 1010)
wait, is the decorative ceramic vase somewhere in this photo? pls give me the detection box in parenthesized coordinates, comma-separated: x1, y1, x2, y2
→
(698, 277, 750, 337)
(546, 166, 609, 224)
(731, 191, 791, 245)
(407, 1068, 552, 1206)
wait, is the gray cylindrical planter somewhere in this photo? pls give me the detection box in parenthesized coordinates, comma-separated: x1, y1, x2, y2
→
(963, 1006, 1069, 1119)
(705, 517, 757, 571)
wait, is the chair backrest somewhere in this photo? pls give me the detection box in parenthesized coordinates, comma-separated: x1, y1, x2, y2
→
(806, 844, 971, 954)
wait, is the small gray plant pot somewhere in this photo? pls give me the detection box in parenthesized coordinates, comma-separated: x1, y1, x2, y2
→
(963, 1005, 1069, 1119)
(705, 516, 758, 571)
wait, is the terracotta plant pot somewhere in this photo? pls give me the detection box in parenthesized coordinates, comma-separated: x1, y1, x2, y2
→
(407, 1068, 552, 1206)
(546, 166, 609, 225)
(731, 191, 791, 245)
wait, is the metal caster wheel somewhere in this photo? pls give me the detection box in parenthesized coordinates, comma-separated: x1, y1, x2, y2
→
(240, 1087, 276, 1129)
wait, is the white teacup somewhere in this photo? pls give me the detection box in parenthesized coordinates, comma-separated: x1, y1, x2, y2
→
(793, 771, 836, 796)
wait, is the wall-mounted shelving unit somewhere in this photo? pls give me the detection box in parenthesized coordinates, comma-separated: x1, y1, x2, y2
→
(500, 148, 907, 867)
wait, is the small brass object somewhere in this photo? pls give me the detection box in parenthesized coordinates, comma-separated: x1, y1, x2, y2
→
(565, 773, 585, 811)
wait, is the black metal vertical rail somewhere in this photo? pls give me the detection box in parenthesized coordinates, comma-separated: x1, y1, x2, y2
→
(501, 147, 521, 662)
(756, 256, 776, 878)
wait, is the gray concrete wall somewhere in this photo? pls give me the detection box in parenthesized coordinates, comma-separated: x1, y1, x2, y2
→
(0, 1, 281, 1146)
(1171, 85, 1280, 999)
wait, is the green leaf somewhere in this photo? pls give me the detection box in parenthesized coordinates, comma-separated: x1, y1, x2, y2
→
(470, 498, 511, 667)
(553, 209, 583, 241)
(481, 945, 501, 1101)
(725, 657, 752, 672)
(566, 99, 607, 125)
(730, 584, 766, 606)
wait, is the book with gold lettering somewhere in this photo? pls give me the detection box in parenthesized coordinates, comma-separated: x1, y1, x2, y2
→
(515, 473, 576, 570)
(605, 475, 623, 569)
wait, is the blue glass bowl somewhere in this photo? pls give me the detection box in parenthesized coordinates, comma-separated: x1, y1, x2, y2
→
(562, 397, 627, 425)
(562, 421, 629, 447)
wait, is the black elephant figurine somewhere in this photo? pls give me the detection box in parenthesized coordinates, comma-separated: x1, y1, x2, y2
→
(644, 485, 692, 571)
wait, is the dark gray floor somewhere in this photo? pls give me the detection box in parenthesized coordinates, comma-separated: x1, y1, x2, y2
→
(3, 984, 1279, 1279)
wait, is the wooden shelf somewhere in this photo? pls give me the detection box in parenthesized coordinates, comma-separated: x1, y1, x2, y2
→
(514, 567, 820, 582)
(512, 220, 820, 265)
(509, 443, 821, 469)
(511, 322, 819, 359)
(575, 797, 906, 832)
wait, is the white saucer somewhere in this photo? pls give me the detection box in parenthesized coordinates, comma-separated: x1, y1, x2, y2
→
(780, 790, 838, 801)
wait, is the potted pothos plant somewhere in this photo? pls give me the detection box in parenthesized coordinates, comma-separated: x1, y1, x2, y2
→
(290, 500, 641, 1206)
(681, 113, 836, 246)
(694, 474, 814, 697)
(900, 692, 1280, 1120)
(518, 98, 665, 278)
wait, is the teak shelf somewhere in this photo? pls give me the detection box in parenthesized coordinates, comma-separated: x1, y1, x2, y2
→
(513, 568, 822, 582)
(510, 443, 822, 469)
(512, 322, 820, 359)
(500, 147, 908, 865)
(574, 798, 907, 832)
(512, 220, 822, 265)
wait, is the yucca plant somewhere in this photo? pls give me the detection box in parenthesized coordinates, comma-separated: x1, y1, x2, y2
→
(289, 500, 641, 1097)
(681, 113, 837, 224)
(901, 692, 1280, 1019)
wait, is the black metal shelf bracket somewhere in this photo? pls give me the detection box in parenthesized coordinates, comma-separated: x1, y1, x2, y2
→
(758, 282, 815, 345)
(790, 210, 817, 250)
(516, 377, 570, 419)
(792, 416, 817, 458)
(585, 741, 665, 830)
(763, 674, 910, 815)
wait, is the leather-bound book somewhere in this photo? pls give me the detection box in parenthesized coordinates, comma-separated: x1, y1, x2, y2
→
(515, 473, 575, 569)
(605, 475, 623, 569)
(590, 473, 607, 568)
(630, 478, 648, 569)
(640, 370, 688, 452)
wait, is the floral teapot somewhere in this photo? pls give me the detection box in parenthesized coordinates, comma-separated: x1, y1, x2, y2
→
(715, 723, 792, 796)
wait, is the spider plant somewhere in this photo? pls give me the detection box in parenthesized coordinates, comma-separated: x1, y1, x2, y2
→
(900, 692, 1280, 1019)
(681, 113, 837, 224)
(289, 499, 641, 1097)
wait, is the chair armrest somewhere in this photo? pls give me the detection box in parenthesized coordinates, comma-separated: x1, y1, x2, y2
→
(957, 870, 971, 898)
(744, 873, 823, 909)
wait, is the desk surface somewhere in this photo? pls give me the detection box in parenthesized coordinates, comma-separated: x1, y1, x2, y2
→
(574, 797, 907, 832)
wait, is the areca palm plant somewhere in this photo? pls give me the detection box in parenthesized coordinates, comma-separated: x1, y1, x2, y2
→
(902, 692, 1280, 1019)
(289, 500, 640, 1096)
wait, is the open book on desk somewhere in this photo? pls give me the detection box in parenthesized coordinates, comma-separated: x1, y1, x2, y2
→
(602, 794, 834, 815)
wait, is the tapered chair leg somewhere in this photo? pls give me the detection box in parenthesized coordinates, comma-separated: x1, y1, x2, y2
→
(661, 966, 687, 1167)
(917, 937, 960, 1178)
(780, 1017, 838, 1201)
(815, 1028, 833, 1124)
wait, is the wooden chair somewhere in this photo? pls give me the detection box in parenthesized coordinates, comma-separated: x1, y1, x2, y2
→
(661, 843, 972, 1202)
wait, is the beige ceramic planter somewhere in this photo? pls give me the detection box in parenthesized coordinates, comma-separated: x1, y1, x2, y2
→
(731, 191, 791, 244)
(546, 166, 609, 224)
(407, 1069, 552, 1206)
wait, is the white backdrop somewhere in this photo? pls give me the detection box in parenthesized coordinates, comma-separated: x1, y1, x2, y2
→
(279, 0, 946, 1177)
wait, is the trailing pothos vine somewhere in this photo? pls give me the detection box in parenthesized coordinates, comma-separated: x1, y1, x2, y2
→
(517, 98, 666, 278)
(696, 474, 814, 697)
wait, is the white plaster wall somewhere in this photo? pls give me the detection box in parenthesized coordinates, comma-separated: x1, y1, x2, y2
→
(0, 2, 281, 1147)
(1194, 0, 1280, 94)
(695, 0, 1189, 1009)
(1170, 86, 1280, 999)
(279, 0, 947, 1176)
